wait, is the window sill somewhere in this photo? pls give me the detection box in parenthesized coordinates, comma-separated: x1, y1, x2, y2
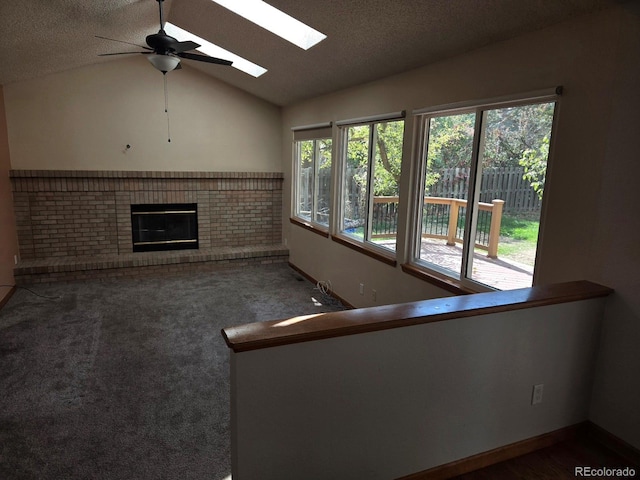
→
(401, 263, 477, 295)
(331, 234, 397, 267)
(290, 217, 330, 238)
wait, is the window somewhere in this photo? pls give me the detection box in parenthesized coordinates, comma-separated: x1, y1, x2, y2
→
(208, 0, 326, 50)
(338, 118, 405, 252)
(293, 125, 333, 228)
(165, 23, 267, 77)
(413, 94, 558, 290)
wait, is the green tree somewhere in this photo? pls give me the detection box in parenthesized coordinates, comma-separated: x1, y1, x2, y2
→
(345, 121, 404, 197)
(519, 136, 549, 199)
(426, 114, 475, 170)
(374, 121, 404, 196)
(483, 103, 554, 168)
(425, 113, 475, 194)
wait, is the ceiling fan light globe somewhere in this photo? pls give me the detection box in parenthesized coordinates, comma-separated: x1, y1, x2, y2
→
(147, 54, 180, 73)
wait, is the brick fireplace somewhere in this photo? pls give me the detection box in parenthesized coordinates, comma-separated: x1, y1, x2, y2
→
(10, 170, 287, 283)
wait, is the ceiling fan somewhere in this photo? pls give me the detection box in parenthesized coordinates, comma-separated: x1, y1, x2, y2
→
(98, 0, 233, 142)
(98, 0, 232, 74)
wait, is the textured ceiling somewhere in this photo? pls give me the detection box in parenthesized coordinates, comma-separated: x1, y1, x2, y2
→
(0, 0, 624, 106)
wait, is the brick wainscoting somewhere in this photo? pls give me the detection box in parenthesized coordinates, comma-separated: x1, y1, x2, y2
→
(10, 170, 287, 283)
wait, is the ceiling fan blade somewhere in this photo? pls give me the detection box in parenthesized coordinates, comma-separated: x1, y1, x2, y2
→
(177, 52, 233, 66)
(172, 40, 200, 54)
(95, 35, 152, 51)
(99, 52, 149, 56)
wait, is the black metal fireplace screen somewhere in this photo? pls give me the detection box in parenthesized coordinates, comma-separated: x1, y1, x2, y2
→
(131, 203, 198, 252)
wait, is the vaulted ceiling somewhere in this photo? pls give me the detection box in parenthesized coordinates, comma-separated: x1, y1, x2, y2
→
(0, 0, 623, 106)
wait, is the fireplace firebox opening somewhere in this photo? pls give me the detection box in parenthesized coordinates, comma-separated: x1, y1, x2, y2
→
(131, 203, 198, 252)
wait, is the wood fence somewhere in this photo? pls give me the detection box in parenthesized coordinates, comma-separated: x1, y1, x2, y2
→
(429, 166, 541, 214)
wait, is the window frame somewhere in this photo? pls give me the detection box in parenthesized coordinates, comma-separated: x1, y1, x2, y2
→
(407, 89, 561, 292)
(333, 112, 406, 264)
(291, 123, 333, 234)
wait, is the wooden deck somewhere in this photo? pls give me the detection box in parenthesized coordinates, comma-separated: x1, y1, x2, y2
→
(420, 238, 534, 290)
(376, 238, 534, 290)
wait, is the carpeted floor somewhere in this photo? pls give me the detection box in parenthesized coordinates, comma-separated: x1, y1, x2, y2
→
(0, 264, 345, 480)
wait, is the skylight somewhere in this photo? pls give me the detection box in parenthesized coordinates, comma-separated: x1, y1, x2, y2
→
(210, 0, 326, 50)
(164, 22, 267, 78)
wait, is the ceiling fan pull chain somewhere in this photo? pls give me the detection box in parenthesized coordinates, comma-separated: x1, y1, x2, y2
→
(164, 72, 169, 113)
(164, 73, 171, 142)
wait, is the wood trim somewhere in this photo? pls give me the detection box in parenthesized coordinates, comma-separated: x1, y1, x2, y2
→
(289, 217, 330, 238)
(586, 421, 640, 467)
(402, 263, 475, 295)
(287, 262, 355, 309)
(331, 234, 397, 267)
(221, 280, 612, 352)
(396, 422, 640, 479)
(395, 423, 586, 479)
(0, 286, 16, 311)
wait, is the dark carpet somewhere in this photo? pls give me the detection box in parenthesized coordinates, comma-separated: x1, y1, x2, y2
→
(0, 264, 345, 480)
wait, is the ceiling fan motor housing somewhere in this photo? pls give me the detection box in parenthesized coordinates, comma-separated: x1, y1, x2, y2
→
(146, 32, 178, 55)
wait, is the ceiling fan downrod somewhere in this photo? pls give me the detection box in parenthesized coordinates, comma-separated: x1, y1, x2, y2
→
(157, 0, 166, 34)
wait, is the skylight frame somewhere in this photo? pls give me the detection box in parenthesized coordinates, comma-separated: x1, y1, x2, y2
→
(164, 22, 267, 78)
(209, 0, 326, 50)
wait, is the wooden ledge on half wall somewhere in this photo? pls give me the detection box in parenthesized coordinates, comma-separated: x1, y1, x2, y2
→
(221, 280, 613, 353)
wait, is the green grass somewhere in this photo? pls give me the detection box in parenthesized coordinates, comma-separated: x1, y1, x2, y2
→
(499, 215, 540, 243)
(449, 213, 539, 263)
(497, 215, 540, 264)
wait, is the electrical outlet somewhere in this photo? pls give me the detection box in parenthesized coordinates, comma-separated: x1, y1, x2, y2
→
(284, 238, 288, 246)
(372, 289, 377, 302)
(359, 283, 364, 295)
(14, 255, 18, 265)
(532, 384, 544, 405)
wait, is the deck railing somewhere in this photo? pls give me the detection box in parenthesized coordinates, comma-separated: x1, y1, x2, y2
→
(372, 196, 505, 258)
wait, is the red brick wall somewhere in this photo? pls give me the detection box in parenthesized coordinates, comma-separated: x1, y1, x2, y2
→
(10, 170, 283, 260)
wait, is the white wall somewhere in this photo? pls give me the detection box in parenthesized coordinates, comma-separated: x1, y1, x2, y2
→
(4, 56, 282, 172)
(288, 224, 454, 306)
(587, 4, 640, 451)
(231, 298, 606, 479)
(281, 6, 640, 448)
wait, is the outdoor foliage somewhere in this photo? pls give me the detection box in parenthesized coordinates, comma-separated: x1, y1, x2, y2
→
(296, 138, 332, 223)
(298, 140, 314, 170)
(425, 113, 475, 191)
(484, 104, 554, 169)
(299, 139, 332, 171)
(519, 136, 549, 200)
(424, 103, 555, 196)
(345, 120, 404, 197)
